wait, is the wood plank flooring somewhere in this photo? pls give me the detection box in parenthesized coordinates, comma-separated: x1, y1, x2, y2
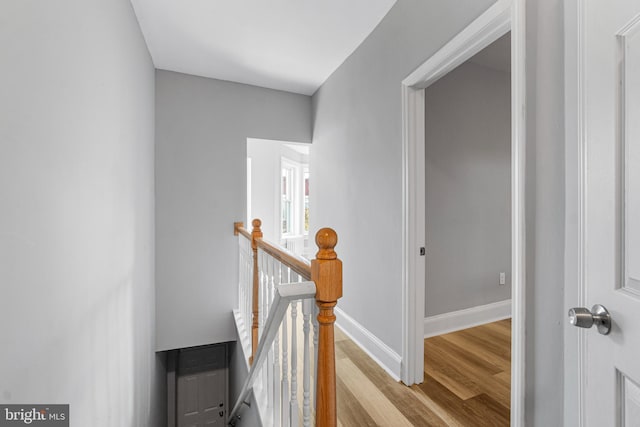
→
(335, 319, 511, 426)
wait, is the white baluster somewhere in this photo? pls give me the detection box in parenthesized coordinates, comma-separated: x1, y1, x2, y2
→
(262, 252, 269, 335)
(247, 242, 251, 334)
(302, 298, 312, 427)
(290, 297, 299, 426)
(238, 239, 242, 314)
(260, 251, 268, 399)
(258, 250, 264, 337)
(238, 239, 242, 312)
(247, 238, 252, 326)
(281, 306, 290, 427)
(263, 252, 270, 333)
(273, 261, 281, 427)
(244, 239, 251, 333)
(267, 256, 275, 415)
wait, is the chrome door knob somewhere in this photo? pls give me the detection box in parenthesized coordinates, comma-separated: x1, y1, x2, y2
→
(568, 304, 611, 335)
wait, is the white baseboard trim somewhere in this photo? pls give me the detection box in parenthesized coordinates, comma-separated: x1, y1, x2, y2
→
(423, 299, 512, 338)
(335, 307, 402, 382)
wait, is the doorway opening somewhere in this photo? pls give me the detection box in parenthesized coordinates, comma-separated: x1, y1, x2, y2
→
(421, 32, 512, 423)
(246, 138, 311, 258)
(401, 0, 526, 424)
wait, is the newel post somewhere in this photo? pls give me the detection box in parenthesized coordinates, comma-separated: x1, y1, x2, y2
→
(311, 228, 342, 427)
(250, 218, 263, 365)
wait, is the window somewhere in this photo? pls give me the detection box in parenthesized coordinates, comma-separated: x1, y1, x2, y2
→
(280, 158, 309, 238)
(281, 164, 294, 235)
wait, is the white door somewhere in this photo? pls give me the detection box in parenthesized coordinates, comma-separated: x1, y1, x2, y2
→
(573, 1, 640, 425)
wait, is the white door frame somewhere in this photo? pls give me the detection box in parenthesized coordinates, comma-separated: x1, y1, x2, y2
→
(563, 2, 583, 424)
(400, 0, 526, 425)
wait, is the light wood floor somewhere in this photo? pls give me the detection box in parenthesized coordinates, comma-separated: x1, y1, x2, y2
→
(335, 319, 511, 426)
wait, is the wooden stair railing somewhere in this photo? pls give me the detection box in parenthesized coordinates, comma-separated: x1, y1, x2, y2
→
(232, 219, 342, 427)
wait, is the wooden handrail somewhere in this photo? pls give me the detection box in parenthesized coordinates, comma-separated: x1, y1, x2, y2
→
(256, 239, 311, 280)
(234, 222, 311, 279)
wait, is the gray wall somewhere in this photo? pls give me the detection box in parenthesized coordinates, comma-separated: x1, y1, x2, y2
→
(155, 71, 312, 351)
(311, 0, 495, 360)
(424, 61, 511, 317)
(0, 0, 164, 425)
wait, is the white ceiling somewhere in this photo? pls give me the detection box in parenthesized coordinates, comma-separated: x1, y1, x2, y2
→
(130, 0, 397, 95)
